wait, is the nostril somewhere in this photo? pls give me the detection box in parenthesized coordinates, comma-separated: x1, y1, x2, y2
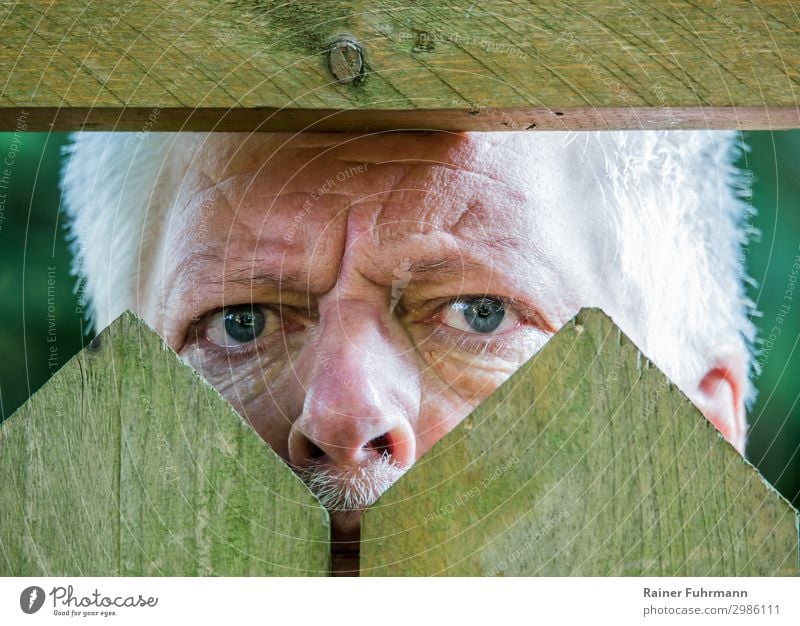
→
(290, 423, 415, 468)
(365, 433, 392, 457)
(307, 440, 326, 460)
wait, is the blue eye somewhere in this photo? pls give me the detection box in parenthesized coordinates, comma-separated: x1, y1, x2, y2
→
(205, 305, 270, 347)
(224, 306, 266, 343)
(442, 297, 516, 334)
(460, 297, 506, 333)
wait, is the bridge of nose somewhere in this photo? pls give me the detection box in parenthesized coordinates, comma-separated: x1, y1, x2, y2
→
(288, 291, 422, 459)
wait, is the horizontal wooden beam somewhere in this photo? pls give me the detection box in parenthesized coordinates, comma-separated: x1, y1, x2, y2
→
(0, 1, 797, 131)
(4, 106, 799, 132)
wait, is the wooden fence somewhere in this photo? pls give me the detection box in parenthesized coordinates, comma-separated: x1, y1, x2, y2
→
(0, 1, 798, 131)
(1, 309, 796, 576)
(0, 312, 330, 576)
(1, 0, 798, 576)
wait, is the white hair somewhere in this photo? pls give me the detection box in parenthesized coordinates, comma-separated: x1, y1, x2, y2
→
(60, 130, 757, 409)
(298, 455, 406, 512)
(584, 130, 757, 409)
(61, 132, 175, 334)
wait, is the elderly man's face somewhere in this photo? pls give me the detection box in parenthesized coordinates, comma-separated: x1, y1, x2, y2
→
(144, 132, 741, 533)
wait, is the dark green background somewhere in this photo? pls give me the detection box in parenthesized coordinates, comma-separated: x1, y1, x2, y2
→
(0, 131, 798, 506)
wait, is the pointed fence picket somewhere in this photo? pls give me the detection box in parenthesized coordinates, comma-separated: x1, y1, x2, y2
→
(1, 309, 796, 576)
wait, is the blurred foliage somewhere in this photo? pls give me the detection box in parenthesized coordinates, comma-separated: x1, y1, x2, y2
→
(0, 133, 93, 424)
(0, 130, 797, 507)
(741, 131, 800, 507)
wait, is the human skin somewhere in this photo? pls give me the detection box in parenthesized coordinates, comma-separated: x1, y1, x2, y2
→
(140, 131, 746, 533)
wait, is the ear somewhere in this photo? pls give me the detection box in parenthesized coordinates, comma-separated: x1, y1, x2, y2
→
(690, 348, 748, 455)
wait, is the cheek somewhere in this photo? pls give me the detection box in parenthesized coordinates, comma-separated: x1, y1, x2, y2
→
(179, 346, 296, 460)
(411, 332, 550, 457)
(413, 390, 472, 460)
(411, 352, 519, 459)
(422, 349, 515, 409)
(416, 328, 548, 404)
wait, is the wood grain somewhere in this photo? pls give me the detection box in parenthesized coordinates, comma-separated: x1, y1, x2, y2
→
(2, 308, 797, 576)
(0, 1, 797, 131)
(0, 311, 330, 576)
(360, 308, 800, 576)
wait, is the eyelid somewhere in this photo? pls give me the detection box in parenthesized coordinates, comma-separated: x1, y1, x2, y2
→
(185, 302, 307, 362)
(433, 295, 519, 335)
(428, 324, 527, 356)
(474, 295, 555, 334)
(405, 293, 552, 333)
(204, 307, 271, 348)
(427, 295, 521, 323)
(415, 295, 554, 357)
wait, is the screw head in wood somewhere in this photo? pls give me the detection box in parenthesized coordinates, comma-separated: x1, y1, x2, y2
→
(327, 34, 365, 85)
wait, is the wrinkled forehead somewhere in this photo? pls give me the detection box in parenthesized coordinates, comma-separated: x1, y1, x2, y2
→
(165, 130, 580, 206)
(161, 132, 594, 250)
(169, 130, 568, 171)
(154, 131, 606, 317)
(158, 131, 602, 284)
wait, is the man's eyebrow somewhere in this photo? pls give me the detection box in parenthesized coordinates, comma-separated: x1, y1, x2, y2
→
(404, 238, 523, 281)
(213, 267, 310, 291)
(407, 256, 488, 280)
(170, 253, 310, 292)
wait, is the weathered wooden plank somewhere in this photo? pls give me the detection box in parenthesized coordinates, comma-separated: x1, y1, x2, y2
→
(361, 308, 799, 576)
(0, 335, 120, 576)
(114, 314, 331, 575)
(0, 311, 330, 576)
(0, 1, 797, 131)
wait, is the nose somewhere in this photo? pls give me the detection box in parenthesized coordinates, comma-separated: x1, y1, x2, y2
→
(287, 301, 419, 470)
(289, 418, 416, 469)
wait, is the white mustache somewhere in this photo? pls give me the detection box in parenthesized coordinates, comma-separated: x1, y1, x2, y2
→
(297, 455, 407, 512)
